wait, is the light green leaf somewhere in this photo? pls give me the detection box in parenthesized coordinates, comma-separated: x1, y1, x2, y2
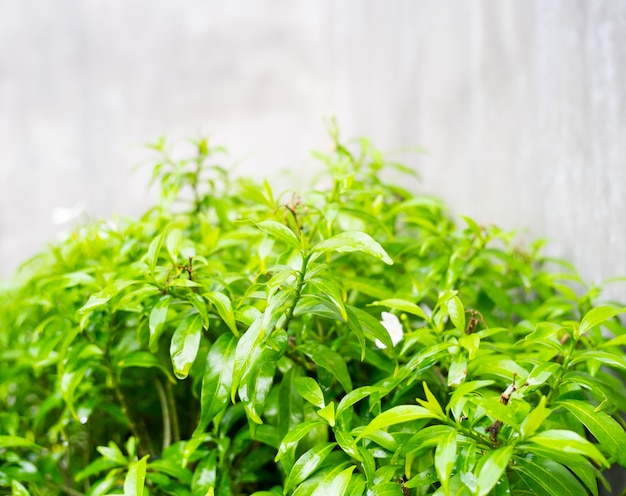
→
(447, 352, 467, 387)
(447, 296, 465, 332)
(417, 381, 446, 419)
(97, 442, 127, 465)
(336, 386, 386, 418)
(295, 377, 325, 408)
(476, 446, 513, 496)
(298, 342, 352, 393)
(275, 421, 325, 462)
(317, 402, 335, 427)
(205, 291, 239, 336)
(526, 362, 560, 388)
(11, 481, 31, 496)
(191, 450, 217, 495)
(149, 295, 171, 352)
(528, 430, 608, 467)
(311, 231, 393, 265)
(569, 350, 626, 371)
(124, 455, 149, 496)
(170, 313, 204, 380)
(255, 220, 301, 249)
(558, 400, 626, 466)
(578, 306, 626, 337)
(306, 278, 347, 321)
(0, 435, 41, 450)
(61, 366, 89, 421)
(355, 405, 439, 441)
(196, 334, 237, 433)
(310, 465, 355, 496)
(283, 442, 337, 494)
(347, 305, 394, 352)
(165, 228, 183, 262)
(371, 298, 428, 320)
(434, 429, 457, 493)
(520, 396, 551, 439)
(147, 228, 169, 277)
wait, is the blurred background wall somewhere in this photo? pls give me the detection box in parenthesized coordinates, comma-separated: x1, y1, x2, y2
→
(1, 1, 625, 300)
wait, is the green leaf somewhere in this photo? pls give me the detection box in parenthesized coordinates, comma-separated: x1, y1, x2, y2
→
(475, 446, 513, 496)
(317, 402, 335, 427)
(191, 450, 217, 496)
(306, 278, 347, 321)
(526, 362, 560, 388)
(165, 228, 183, 262)
(170, 313, 204, 380)
(117, 351, 175, 383)
(0, 435, 41, 450)
(355, 405, 439, 441)
(417, 381, 446, 419)
(447, 380, 494, 421)
(124, 455, 149, 496)
(11, 481, 30, 496)
(558, 400, 626, 466)
(512, 455, 588, 496)
(447, 295, 465, 332)
(298, 342, 352, 393)
(520, 396, 551, 439)
(147, 228, 169, 277)
(434, 429, 457, 493)
(310, 465, 355, 496)
(231, 318, 266, 402)
(336, 386, 386, 418)
(196, 334, 237, 433)
(255, 220, 301, 249)
(578, 306, 626, 337)
(295, 377, 325, 408)
(569, 350, 626, 371)
(205, 291, 239, 336)
(97, 442, 127, 465)
(311, 231, 393, 265)
(371, 298, 428, 320)
(283, 442, 337, 494)
(347, 306, 395, 352)
(61, 366, 89, 420)
(528, 430, 608, 467)
(149, 295, 172, 352)
(275, 420, 326, 463)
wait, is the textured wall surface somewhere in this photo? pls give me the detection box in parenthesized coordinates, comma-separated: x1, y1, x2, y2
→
(1, 1, 625, 302)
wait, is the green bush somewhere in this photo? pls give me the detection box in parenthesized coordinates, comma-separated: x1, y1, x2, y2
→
(1, 128, 626, 495)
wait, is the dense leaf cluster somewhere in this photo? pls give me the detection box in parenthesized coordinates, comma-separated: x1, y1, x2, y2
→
(1, 130, 626, 495)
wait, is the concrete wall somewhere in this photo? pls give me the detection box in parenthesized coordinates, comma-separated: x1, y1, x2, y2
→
(1, 1, 625, 301)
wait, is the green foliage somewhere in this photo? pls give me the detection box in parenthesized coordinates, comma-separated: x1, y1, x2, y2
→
(1, 130, 626, 495)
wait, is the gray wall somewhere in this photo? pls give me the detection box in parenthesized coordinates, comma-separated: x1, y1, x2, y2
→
(1, 1, 625, 301)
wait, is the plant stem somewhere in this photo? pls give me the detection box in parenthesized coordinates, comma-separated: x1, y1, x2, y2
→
(154, 377, 171, 451)
(282, 252, 310, 332)
(166, 379, 181, 443)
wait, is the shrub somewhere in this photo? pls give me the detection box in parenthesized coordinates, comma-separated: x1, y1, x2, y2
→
(1, 128, 626, 495)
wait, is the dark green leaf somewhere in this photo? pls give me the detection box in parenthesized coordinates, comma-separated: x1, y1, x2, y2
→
(512, 455, 588, 496)
(558, 399, 626, 466)
(298, 342, 352, 393)
(283, 442, 337, 493)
